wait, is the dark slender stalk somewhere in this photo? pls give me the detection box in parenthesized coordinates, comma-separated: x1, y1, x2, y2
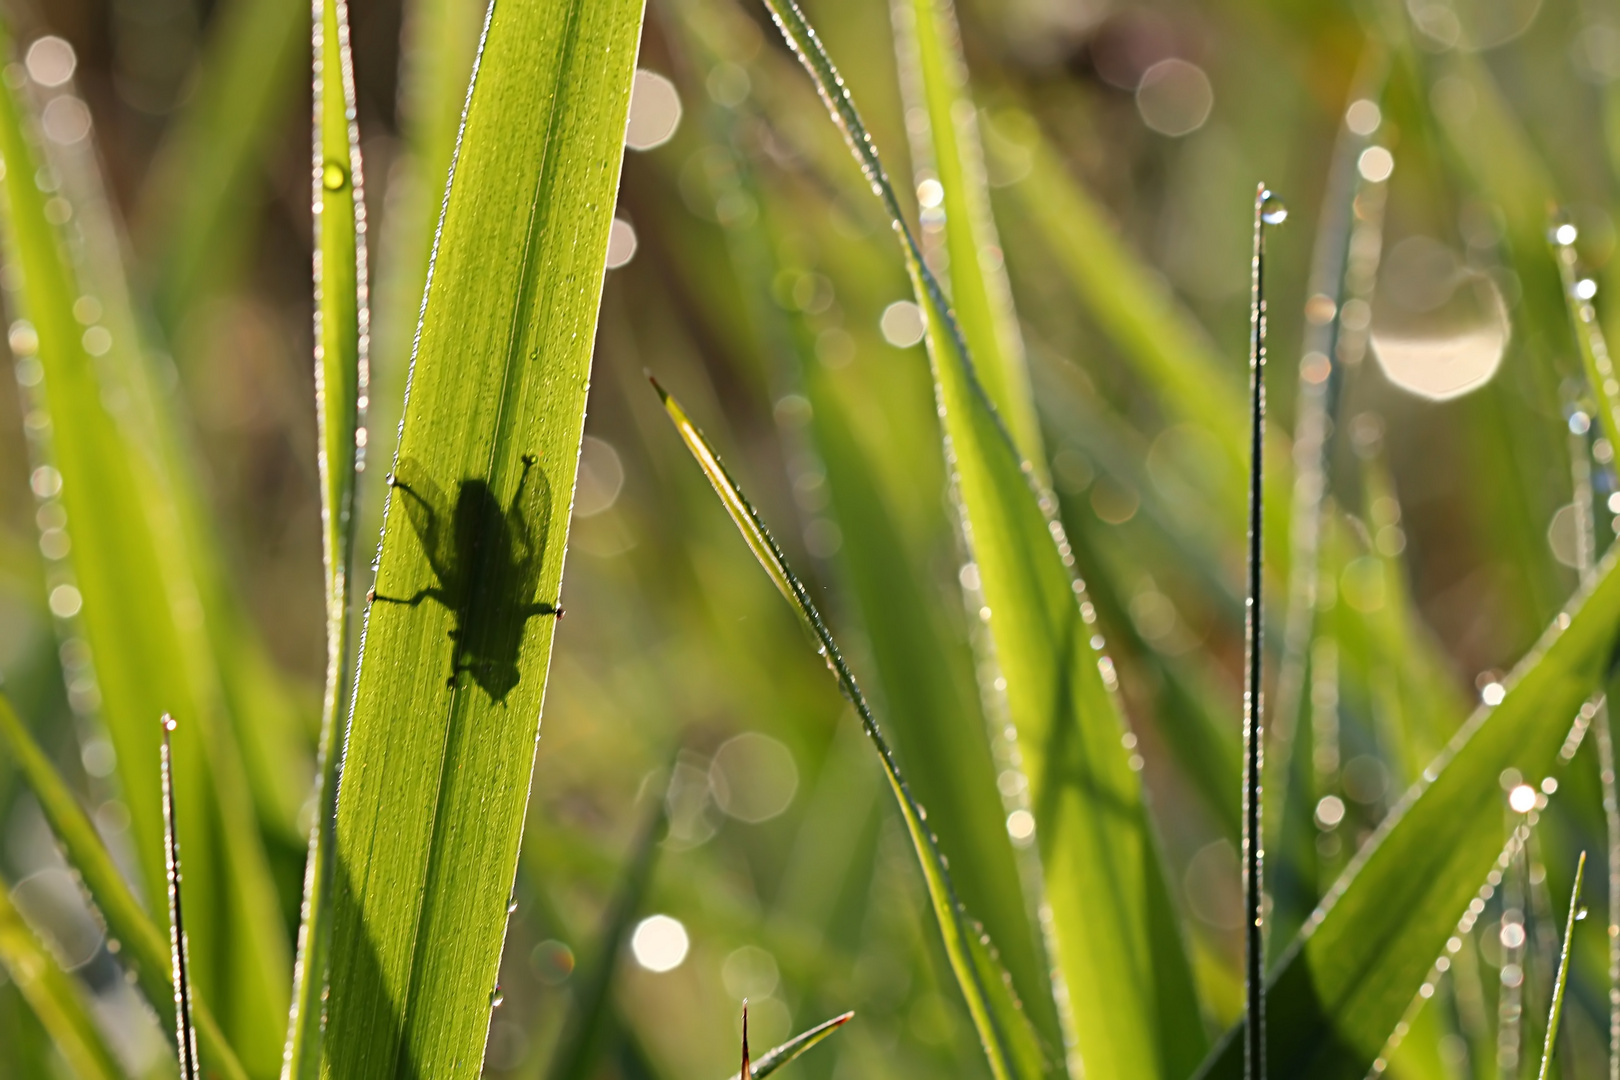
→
(161, 715, 200, 1080)
(1246, 184, 1283, 1080)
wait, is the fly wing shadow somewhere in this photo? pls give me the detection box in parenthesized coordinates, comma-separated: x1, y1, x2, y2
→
(390, 455, 459, 601)
(377, 453, 560, 703)
(508, 453, 553, 615)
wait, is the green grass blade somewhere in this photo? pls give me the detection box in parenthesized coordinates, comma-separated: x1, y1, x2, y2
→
(1194, 547, 1620, 1079)
(1538, 851, 1586, 1080)
(723, 1010, 854, 1080)
(0, 871, 127, 1080)
(162, 718, 202, 1080)
(367, 0, 488, 489)
(0, 695, 248, 1080)
(324, 0, 644, 1073)
(1553, 223, 1620, 458)
(754, 3, 1204, 1075)
(654, 382, 1054, 1080)
(284, 0, 369, 1074)
(985, 117, 1241, 478)
(890, 0, 1042, 472)
(546, 780, 667, 1080)
(0, 25, 290, 1072)
(136, 0, 307, 333)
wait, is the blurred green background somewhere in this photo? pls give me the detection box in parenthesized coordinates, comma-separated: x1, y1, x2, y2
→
(3, 0, 1619, 1075)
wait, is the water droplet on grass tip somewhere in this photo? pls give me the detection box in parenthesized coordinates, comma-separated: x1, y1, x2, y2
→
(1260, 191, 1288, 224)
(322, 162, 347, 191)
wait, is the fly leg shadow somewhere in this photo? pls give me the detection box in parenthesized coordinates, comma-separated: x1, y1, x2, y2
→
(367, 586, 464, 687)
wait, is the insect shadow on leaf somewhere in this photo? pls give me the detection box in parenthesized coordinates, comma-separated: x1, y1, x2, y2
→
(371, 453, 562, 703)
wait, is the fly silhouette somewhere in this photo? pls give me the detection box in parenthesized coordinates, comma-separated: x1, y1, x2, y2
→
(371, 453, 561, 703)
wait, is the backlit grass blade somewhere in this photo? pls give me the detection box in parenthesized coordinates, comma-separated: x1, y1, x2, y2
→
(1553, 221, 1620, 457)
(284, 0, 369, 1073)
(1268, 58, 1387, 832)
(1243, 186, 1284, 1080)
(1194, 546, 1620, 1079)
(723, 1010, 854, 1080)
(0, 24, 290, 1073)
(0, 696, 247, 1078)
(547, 778, 667, 1080)
(665, 55, 1064, 1045)
(137, 0, 307, 333)
(983, 115, 1241, 485)
(323, 0, 644, 1073)
(655, 382, 1054, 1080)
(1538, 851, 1586, 1080)
(754, 3, 1204, 1075)
(890, 0, 1041, 471)
(0, 871, 127, 1080)
(162, 717, 201, 1080)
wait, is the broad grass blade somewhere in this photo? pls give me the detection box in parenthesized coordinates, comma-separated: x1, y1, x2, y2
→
(0, 695, 247, 1079)
(721, 1010, 854, 1080)
(137, 0, 307, 333)
(1194, 547, 1620, 1079)
(323, 0, 645, 1073)
(753, 2, 1204, 1075)
(284, 0, 370, 1073)
(0, 870, 128, 1080)
(1538, 851, 1586, 1080)
(0, 23, 290, 1072)
(656, 381, 1055, 1080)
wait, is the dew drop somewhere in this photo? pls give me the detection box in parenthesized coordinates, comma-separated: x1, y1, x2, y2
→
(490, 984, 504, 1008)
(1578, 906, 1590, 921)
(1260, 191, 1288, 225)
(322, 161, 347, 191)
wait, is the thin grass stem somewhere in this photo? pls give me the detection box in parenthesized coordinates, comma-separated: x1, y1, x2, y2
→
(1538, 851, 1586, 1080)
(161, 715, 200, 1080)
(1246, 184, 1285, 1079)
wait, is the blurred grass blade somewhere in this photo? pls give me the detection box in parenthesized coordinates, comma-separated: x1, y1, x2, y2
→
(755, 3, 1204, 1075)
(324, 0, 643, 1073)
(546, 775, 667, 1080)
(162, 717, 201, 1080)
(1553, 222, 1620, 455)
(0, 696, 247, 1078)
(655, 382, 1054, 1080)
(1194, 547, 1620, 1079)
(1538, 851, 1585, 1080)
(984, 115, 1241, 480)
(285, 0, 370, 1074)
(0, 871, 127, 1080)
(0, 23, 290, 1072)
(725, 1009, 854, 1080)
(890, 0, 1041, 471)
(137, 0, 307, 333)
